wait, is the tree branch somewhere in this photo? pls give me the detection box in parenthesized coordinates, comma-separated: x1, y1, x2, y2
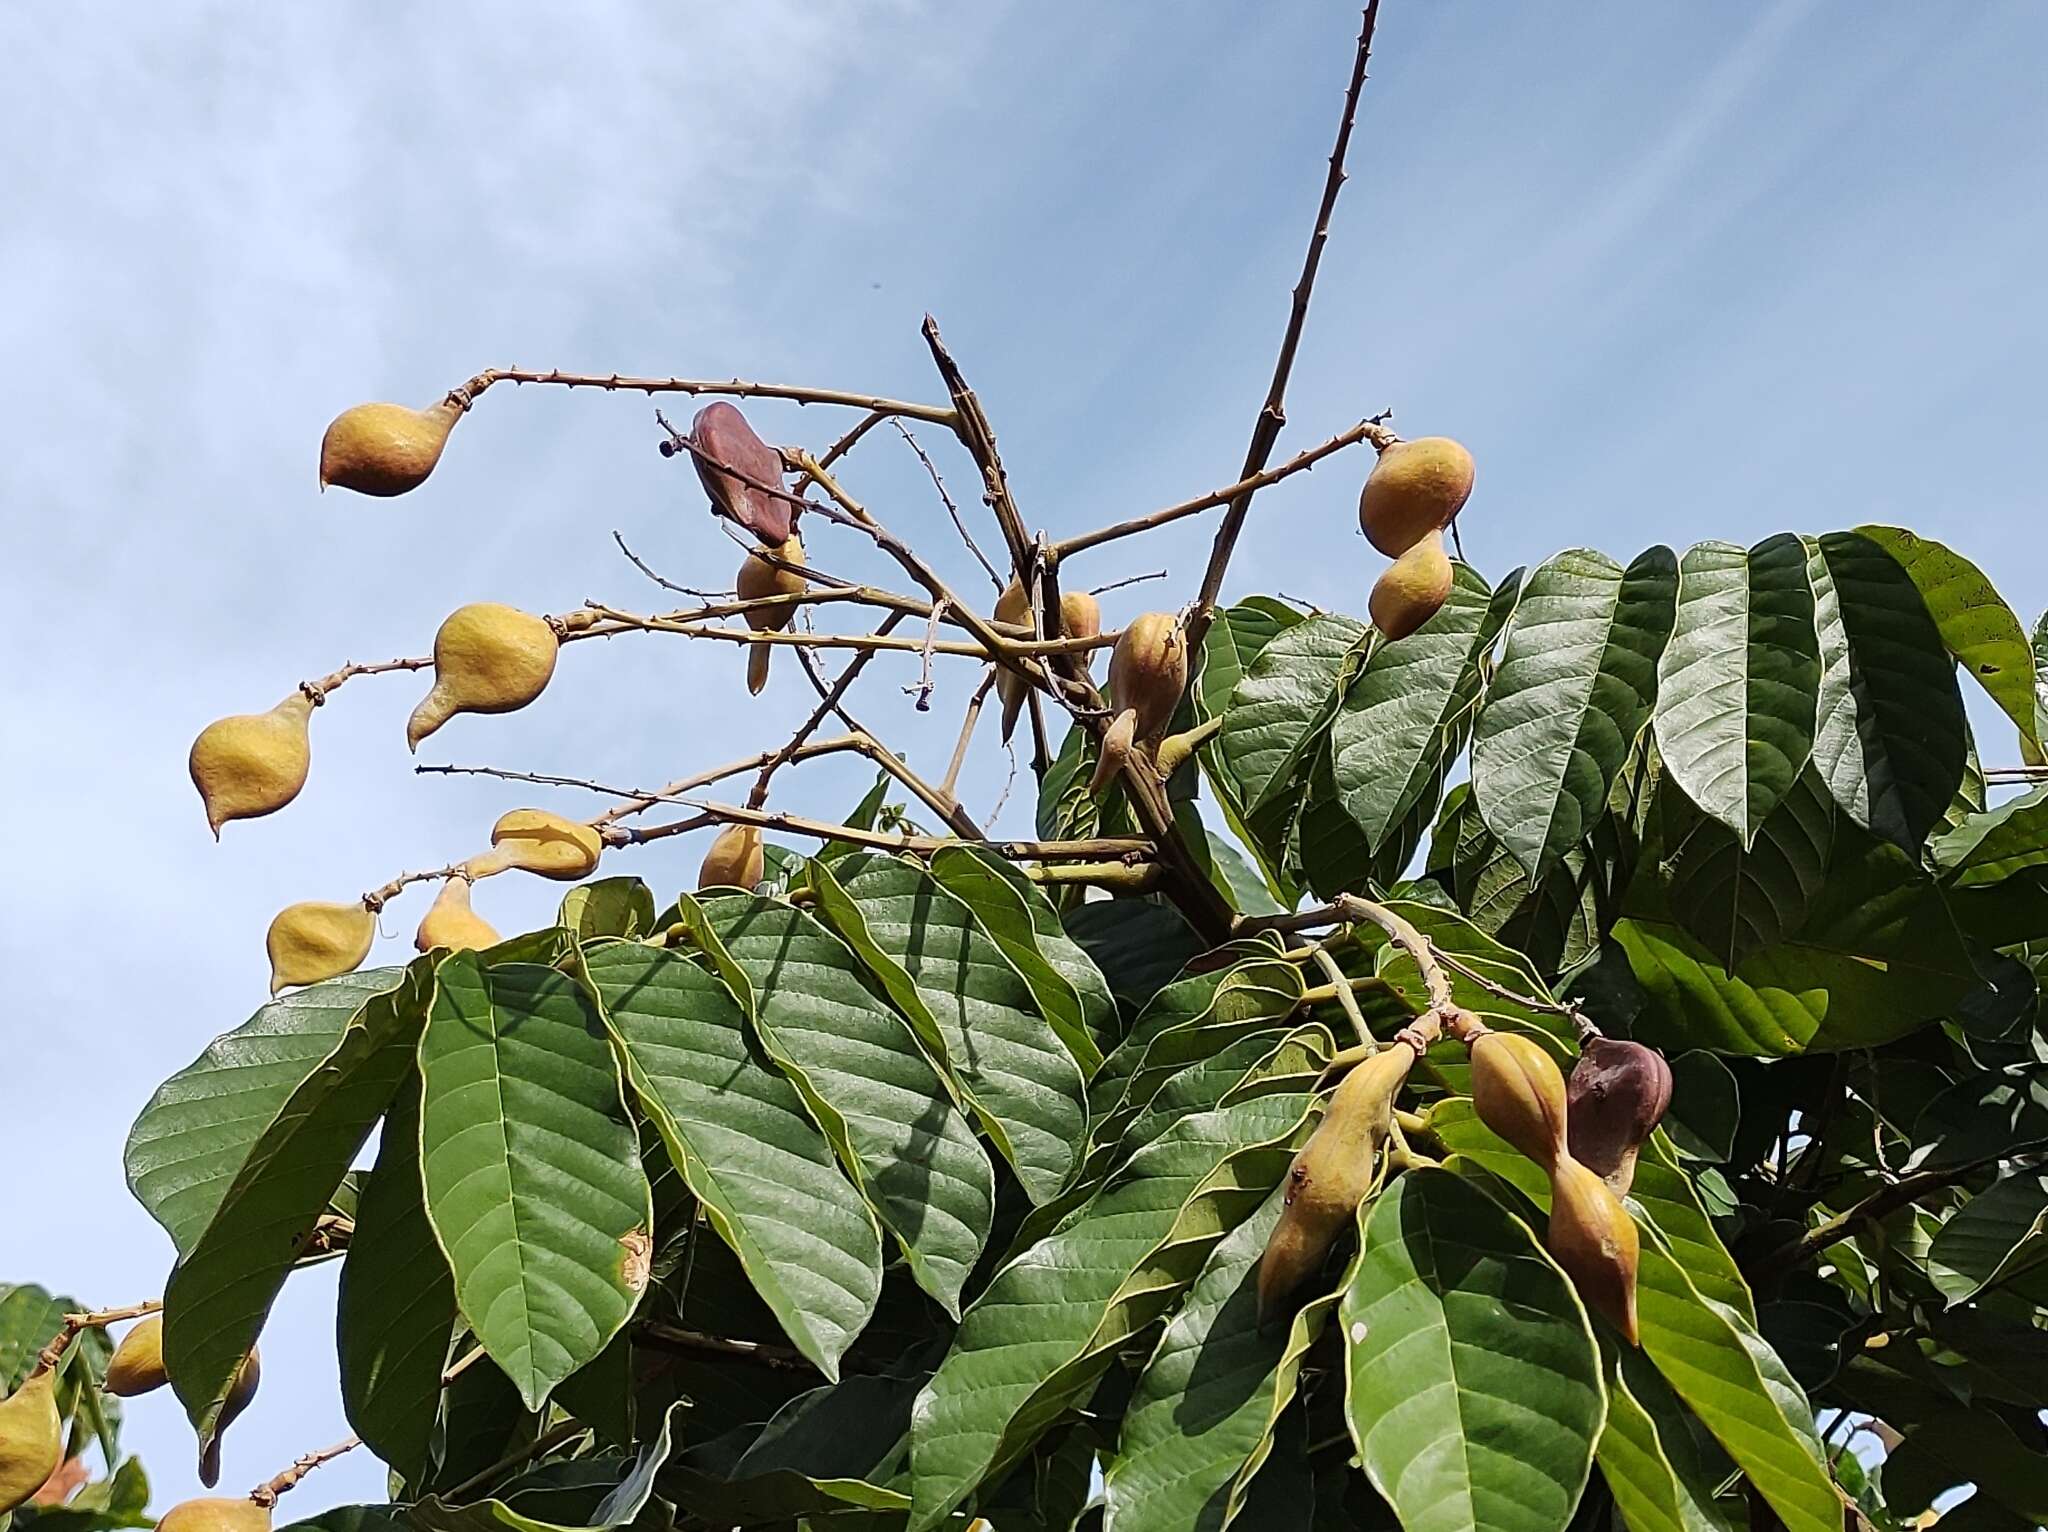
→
(625, 798, 1149, 862)
(748, 615, 904, 810)
(1763, 1145, 2048, 1272)
(922, 316, 1033, 578)
(463, 366, 956, 427)
(896, 420, 1004, 590)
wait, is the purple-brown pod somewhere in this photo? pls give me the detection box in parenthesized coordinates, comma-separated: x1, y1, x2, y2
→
(692, 402, 793, 545)
(1565, 1037, 1673, 1196)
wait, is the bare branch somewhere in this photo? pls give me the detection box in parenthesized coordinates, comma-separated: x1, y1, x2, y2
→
(896, 419, 1004, 590)
(1089, 569, 1169, 597)
(904, 597, 950, 711)
(921, 316, 1032, 577)
(626, 797, 1150, 862)
(612, 529, 728, 597)
(464, 365, 956, 427)
(749, 614, 905, 809)
(942, 670, 998, 799)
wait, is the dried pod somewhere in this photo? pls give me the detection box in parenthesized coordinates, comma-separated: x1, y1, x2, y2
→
(155, 1498, 272, 1532)
(1088, 708, 1139, 797)
(0, 1368, 61, 1513)
(1547, 1156, 1641, 1345)
(1060, 589, 1103, 649)
(993, 580, 1033, 742)
(1566, 1037, 1674, 1196)
(1469, 1031, 1570, 1172)
(103, 1314, 169, 1397)
(1108, 612, 1188, 743)
(190, 692, 314, 837)
(1368, 530, 1454, 642)
(1357, 436, 1474, 557)
(736, 535, 808, 694)
(196, 1348, 260, 1487)
(1258, 1044, 1416, 1321)
(415, 877, 499, 954)
(483, 809, 603, 882)
(692, 402, 792, 545)
(407, 603, 559, 751)
(319, 398, 464, 497)
(699, 824, 765, 890)
(266, 901, 377, 995)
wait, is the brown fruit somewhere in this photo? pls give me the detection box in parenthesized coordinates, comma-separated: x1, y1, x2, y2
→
(472, 809, 603, 882)
(266, 901, 377, 995)
(1368, 530, 1453, 642)
(693, 402, 792, 545)
(1087, 708, 1139, 797)
(1358, 436, 1474, 557)
(0, 1368, 61, 1513)
(415, 877, 499, 954)
(103, 1314, 168, 1397)
(190, 692, 315, 838)
(699, 824, 765, 890)
(156, 1498, 272, 1532)
(736, 536, 808, 695)
(1470, 1031, 1570, 1172)
(1258, 1044, 1416, 1320)
(1566, 1038, 1674, 1196)
(1547, 1156, 1641, 1344)
(993, 580, 1034, 742)
(319, 399, 463, 497)
(407, 603, 559, 751)
(1108, 612, 1188, 743)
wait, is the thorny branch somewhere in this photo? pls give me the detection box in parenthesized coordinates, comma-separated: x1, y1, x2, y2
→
(896, 419, 1004, 590)
(462, 365, 956, 427)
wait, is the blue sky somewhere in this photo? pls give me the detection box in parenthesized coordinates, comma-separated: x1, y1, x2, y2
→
(4, 1, 2046, 1515)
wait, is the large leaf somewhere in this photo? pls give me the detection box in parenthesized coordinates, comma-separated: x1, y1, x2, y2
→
(815, 852, 1087, 1203)
(337, 1072, 453, 1484)
(578, 940, 883, 1380)
(1881, 1409, 2048, 1526)
(1858, 525, 2039, 755)
(557, 878, 657, 941)
(1807, 531, 1967, 850)
(1060, 899, 1206, 1023)
(686, 893, 993, 1317)
(1195, 596, 1305, 725)
(165, 961, 434, 1457)
(1340, 1168, 1605, 1532)
(1214, 613, 1368, 818)
(1471, 547, 1679, 878)
(1644, 768, 1835, 969)
(126, 968, 406, 1256)
(1595, 1341, 1740, 1532)
(409, 1400, 685, 1532)
(1932, 784, 2048, 887)
(1652, 536, 1820, 844)
(909, 1092, 1313, 1532)
(1926, 1173, 2048, 1305)
(418, 955, 652, 1410)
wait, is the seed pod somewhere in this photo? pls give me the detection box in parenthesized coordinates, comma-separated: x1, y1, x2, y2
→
(692, 402, 792, 545)
(1154, 716, 1223, 781)
(266, 901, 377, 995)
(1109, 612, 1188, 744)
(196, 1348, 260, 1487)
(1547, 1156, 1641, 1344)
(319, 398, 464, 497)
(415, 877, 499, 954)
(1088, 708, 1139, 796)
(474, 809, 603, 882)
(736, 536, 808, 694)
(155, 1498, 273, 1532)
(103, 1314, 169, 1397)
(993, 580, 1033, 741)
(0, 1368, 61, 1513)
(406, 603, 559, 751)
(1566, 1037, 1674, 1196)
(699, 824, 766, 890)
(1357, 436, 1474, 557)
(1469, 1031, 1570, 1172)
(1368, 530, 1453, 642)
(1258, 1044, 1416, 1321)
(190, 692, 314, 837)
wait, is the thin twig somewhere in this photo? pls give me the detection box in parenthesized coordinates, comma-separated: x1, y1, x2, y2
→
(625, 798, 1148, 861)
(1088, 569, 1170, 597)
(612, 530, 726, 597)
(249, 1437, 362, 1508)
(942, 670, 998, 799)
(904, 598, 950, 711)
(749, 616, 905, 809)
(581, 604, 1107, 660)
(636, 1321, 820, 1374)
(819, 408, 890, 470)
(921, 316, 1032, 577)
(442, 1421, 586, 1504)
(34, 1300, 162, 1374)
(464, 365, 955, 426)
(791, 644, 984, 838)
(1763, 1144, 2048, 1272)
(896, 420, 1003, 590)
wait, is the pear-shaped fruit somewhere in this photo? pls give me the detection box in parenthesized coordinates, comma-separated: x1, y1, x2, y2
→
(196, 1348, 260, 1487)
(1358, 436, 1474, 557)
(1547, 1156, 1641, 1344)
(698, 824, 765, 890)
(1566, 1038, 1674, 1196)
(475, 809, 602, 882)
(190, 692, 315, 838)
(1109, 612, 1188, 744)
(1470, 1031, 1570, 1172)
(415, 878, 499, 953)
(267, 901, 376, 995)
(736, 536, 807, 694)
(406, 604, 558, 752)
(1087, 707, 1139, 797)
(993, 580, 1034, 742)
(1368, 530, 1453, 642)
(319, 399, 463, 497)
(693, 402, 792, 545)
(156, 1498, 272, 1532)
(103, 1314, 168, 1397)
(0, 1367, 61, 1513)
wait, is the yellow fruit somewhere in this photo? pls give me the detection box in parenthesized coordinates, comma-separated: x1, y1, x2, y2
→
(1109, 612, 1188, 743)
(736, 536, 807, 695)
(1368, 531, 1453, 643)
(406, 603, 559, 752)
(318, 399, 463, 497)
(1358, 436, 1474, 557)
(189, 693, 314, 838)
(156, 1497, 272, 1532)
(197, 1349, 259, 1487)
(0, 1368, 61, 1513)
(1087, 708, 1139, 797)
(1547, 1157, 1641, 1345)
(993, 580, 1034, 742)
(1258, 1044, 1416, 1320)
(479, 809, 603, 882)
(103, 1314, 168, 1397)
(1470, 1031, 1570, 1171)
(415, 878, 499, 953)
(699, 824, 765, 890)
(266, 901, 377, 995)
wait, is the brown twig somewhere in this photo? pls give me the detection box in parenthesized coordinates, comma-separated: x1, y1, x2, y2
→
(896, 420, 1003, 590)
(249, 1437, 361, 1508)
(581, 604, 1107, 661)
(1088, 570, 1170, 597)
(34, 1300, 162, 1373)
(922, 316, 1032, 578)
(750, 616, 905, 809)
(442, 1420, 586, 1504)
(942, 670, 998, 799)
(611, 530, 727, 597)
(790, 645, 984, 838)
(819, 409, 890, 470)
(904, 597, 950, 711)
(1762, 1144, 2048, 1273)
(636, 1321, 820, 1374)
(626, 799, 1148, 861)
(465, 365, 955, 427)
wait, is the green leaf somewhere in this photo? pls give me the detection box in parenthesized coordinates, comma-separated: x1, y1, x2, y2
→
(1646, 768, 1835, 969)
(685, 893, 993, 1317)
(126, 969, 407, 1256)
(1178, 801, 1289, 916)
(1807, 531, 1967, 851)
(165, 961, 434, 1457)
(1061, 900, 1206, 1023)
(1652, 536, 1821, 844)
(1196, 596, 1305, 725)
(819, 771, 896, 865)
(578, 939, 882, 1381)
(557, 879, 656, 940)
(1340, 1168, 1605, 1532)
(337, 1072, 453, 1484)
(1927, 1173, 2048, 1305)
(815, 852, 1088, 1203)
(1471, 547, 1679, 878)
(1880, 1408, 2048, 1526)
(1595, 1340, 1740, 1532)
(1102, 1188, 1335, 1532)
(1215, 613, 1368, 817)
(417, 955, 652, 1410)
(1858, 525, 2040, 755)
(0, 1286, 70, 1393)
(409, 1400, 686, 1532)
(1038, 724, 1133, 845)
(1932, 784, 2048, 887)
(909, 1092, 1314, 1532)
